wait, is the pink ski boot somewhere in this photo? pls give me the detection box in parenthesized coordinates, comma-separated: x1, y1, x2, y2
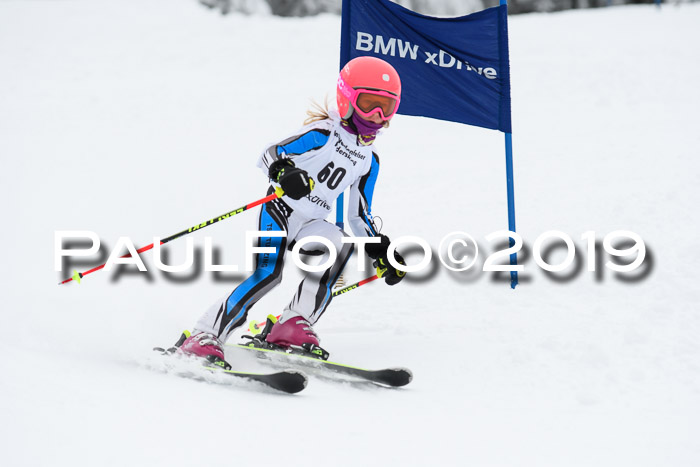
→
(265, 316, 329, 360)
(175, 331, 230, 369)
(266, 317, 319, 347)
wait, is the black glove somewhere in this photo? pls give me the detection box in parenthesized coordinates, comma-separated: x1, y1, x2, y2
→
(375, 251, 406, 286)
(366, 235, 406, 286)
(365, 234, 391, 259)
(268, 159, 314, 200)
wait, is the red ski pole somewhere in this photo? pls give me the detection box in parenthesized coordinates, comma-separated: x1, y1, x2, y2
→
(247, 274, 380, 334)
(58, 188, 285, 285)
(331, 274, 380, 297)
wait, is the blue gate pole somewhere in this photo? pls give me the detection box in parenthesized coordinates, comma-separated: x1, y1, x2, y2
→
(501, 0, 518, 289)
(505, 132, 518, 289)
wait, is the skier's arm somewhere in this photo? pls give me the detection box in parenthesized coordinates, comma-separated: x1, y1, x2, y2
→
(257, 128, 331, 176)
(256, 126, 331, 200)
(347, 152, 380, 238)
(348, 153, 406, 286)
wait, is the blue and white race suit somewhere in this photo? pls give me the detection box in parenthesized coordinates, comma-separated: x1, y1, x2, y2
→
(195, 112, 382, 341)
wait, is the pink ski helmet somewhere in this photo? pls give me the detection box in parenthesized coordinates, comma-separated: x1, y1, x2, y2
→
(337, 56, 402, 121)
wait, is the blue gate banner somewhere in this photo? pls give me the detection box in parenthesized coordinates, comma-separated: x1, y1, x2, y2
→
(340, 0, 512, 133)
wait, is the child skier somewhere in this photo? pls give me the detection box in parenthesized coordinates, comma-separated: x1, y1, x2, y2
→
(176, 56, 406, 365)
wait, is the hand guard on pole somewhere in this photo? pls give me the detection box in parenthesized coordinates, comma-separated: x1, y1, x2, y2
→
(374, 252, 406, 286)
(365, 234, 406, 286)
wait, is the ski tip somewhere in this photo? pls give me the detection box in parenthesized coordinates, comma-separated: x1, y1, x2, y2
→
(286, 370, 309, 390)
(374, 367, 413, 387)
(401, 368, 414, 386)
(274, 370, 308, 394)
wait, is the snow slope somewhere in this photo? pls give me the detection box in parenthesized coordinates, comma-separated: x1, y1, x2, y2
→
(1, 1, 699, 466)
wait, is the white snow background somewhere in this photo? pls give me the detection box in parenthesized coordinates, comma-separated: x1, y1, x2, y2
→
(1, 0, 699, 466)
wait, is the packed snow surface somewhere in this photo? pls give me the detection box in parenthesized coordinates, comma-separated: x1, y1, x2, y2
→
(1, 1, 699, 466)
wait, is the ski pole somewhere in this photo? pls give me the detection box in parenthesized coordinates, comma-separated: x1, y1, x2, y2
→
(246, 274, 379, 333)
(58, 187, 285, 285)
(331, 274, 379, 297)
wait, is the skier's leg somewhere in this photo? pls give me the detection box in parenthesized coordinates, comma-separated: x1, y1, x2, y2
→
(192, 195, 292, 343)
(288, 220, 353, 324)
(266, 221, 352, 348)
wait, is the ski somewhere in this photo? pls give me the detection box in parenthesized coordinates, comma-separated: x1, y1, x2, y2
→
(230, 341, 413, 388)
(152, 347, 307, 394)
(211, 367, 307, 394)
